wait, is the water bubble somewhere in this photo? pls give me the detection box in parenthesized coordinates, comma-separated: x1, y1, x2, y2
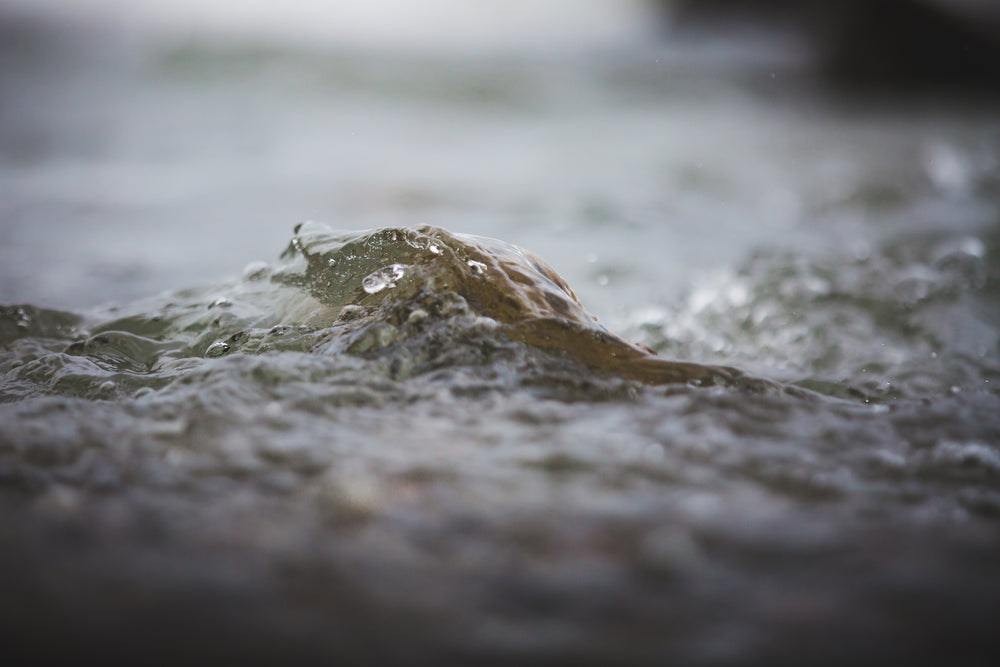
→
(362, 264, 407, 294)
(205, 340, 230, 358)
(466, 260, 487, 276)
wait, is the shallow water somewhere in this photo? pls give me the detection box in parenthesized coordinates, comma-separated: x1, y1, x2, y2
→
(2, 17, 1000, 665)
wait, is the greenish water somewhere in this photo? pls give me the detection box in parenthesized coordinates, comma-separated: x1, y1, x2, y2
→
(2, 24, 1000, 665)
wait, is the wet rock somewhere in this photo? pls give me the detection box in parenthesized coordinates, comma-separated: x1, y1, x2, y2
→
(279, 223, 757, 388)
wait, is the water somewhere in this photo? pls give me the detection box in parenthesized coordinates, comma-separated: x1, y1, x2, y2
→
(2, 9, 1000, 665)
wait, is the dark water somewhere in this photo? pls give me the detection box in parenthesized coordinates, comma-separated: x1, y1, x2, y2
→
(2, 15, 1000, 666)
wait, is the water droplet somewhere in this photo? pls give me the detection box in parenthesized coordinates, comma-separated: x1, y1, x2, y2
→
(597, 275, 609, 287)
(362, 264, 406, 294)
(209, 297, 233, 309)
(466, 260, 487, 276)
(205, 340, 230, 358)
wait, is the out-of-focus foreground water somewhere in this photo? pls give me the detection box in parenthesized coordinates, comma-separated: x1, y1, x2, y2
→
(2, 2, 1000, 664)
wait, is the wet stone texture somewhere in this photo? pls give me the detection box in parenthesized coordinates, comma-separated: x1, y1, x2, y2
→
(2, 225, 1000, 665)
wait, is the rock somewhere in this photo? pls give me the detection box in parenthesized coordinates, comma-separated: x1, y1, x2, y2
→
(280, 224, 758, 388)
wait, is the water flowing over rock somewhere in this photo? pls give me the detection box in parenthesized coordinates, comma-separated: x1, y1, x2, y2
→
(1, 224, 999, 665)
(273, 223, 760, 389)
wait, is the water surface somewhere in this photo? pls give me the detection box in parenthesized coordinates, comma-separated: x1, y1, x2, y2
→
(2, 18, 1000, 665)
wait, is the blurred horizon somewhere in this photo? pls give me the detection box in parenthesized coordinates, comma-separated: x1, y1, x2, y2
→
(1, 0, 998, 311)
(4, 0, 998, 87)
(1, 0, 656, 53)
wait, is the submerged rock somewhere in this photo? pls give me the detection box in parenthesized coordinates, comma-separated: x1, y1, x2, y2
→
(0, 224, 778, 404)
(274, 223, 756, 388)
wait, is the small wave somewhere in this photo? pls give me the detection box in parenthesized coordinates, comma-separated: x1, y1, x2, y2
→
(2, 224, 775, 403)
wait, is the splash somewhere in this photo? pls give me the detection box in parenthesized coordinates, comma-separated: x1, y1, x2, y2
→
(0, 224, 773, 403)
(274, 223, 763, 389)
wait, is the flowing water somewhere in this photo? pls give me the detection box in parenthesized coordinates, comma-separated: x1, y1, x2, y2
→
(2, 12, 1000, 665)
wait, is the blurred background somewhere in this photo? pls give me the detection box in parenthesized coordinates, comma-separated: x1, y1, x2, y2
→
(1, 0, 998, 323)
